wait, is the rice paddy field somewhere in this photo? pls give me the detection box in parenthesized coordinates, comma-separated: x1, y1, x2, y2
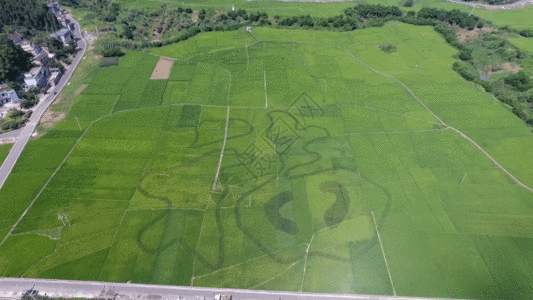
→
(0, 144, 12, 167)
(509, 36, 533, 53)
(2, 22, 533, 299)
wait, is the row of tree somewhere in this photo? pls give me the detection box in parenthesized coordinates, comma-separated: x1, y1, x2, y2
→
(417, 7, 481, 30)
(0, 0, 60, 32)
(0, 35, 33, 83)
(462, 0, 519, 4)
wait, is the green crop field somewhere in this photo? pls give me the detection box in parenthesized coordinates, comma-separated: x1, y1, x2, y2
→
(509, 36, 533, 53)
(0, 144, 12, 167)
(2, 22, 533, 299)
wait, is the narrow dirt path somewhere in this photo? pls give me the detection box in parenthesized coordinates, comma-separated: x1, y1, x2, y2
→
(335, 46, 533, 193)
(212, 106, 231, 191)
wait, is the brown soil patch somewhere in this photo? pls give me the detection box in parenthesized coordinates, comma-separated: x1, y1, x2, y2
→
(502, 62, 522, 73)
(456, 26, 491, 43)
(191, 11, 199, 22)
(151, 22, 163, 42)
(74, 83, 88, 96)
(38, 111, 66, 135)
(151, 57, 174, 79)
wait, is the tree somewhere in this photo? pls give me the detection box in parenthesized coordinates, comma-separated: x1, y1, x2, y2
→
(458, 49, 472, 61)
(404, 0, 415, 7)
(66, 40, 77, 54)
(199, 9, 206, 20)
(123, 25, 134, 40)
(0, 35, 33, 83)
(0, 0, 61, 32)
(504, 71, 532, 92)
(298, 15, 314, 27)
(519, 29, 533, 37)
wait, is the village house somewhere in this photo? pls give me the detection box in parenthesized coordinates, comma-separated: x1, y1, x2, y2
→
(49, 70, 63, 86)
(56, 14, 71, 28)
(47, 1, 61, 14)
(20, 41, 43, 56)
(24, 66, 49, 88)
(51, 28, 74, 45)
(33, 52, 51, 66)
(0, 89, 21, 105)
(7, 33, 22, 44)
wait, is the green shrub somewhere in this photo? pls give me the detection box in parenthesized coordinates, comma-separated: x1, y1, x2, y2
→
(379, 44, 397, 53)
(453, 61, 478, 81)
(404, 0, 414, 7)
(504, 71, 533, 92)
(519, 29, 533, 38)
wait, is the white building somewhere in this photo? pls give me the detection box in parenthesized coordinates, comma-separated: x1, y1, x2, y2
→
(24, 67, 49, 88)
(0, 90, 20, 105)
(51, 28, 74, 45)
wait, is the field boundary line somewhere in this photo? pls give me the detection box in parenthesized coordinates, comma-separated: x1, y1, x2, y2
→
(31, 244, 113, 279)
(343, 103, 442, 125)
(194, 242, 308, 280)
(22, 226, 116, 278)
(246, 45, 250, 71)
(21, 231, 61, 277)
(190, 203, 209, 286)
(109, 95, 121, 115)
(0, 124, 93, 247)
(225, 68, 232, 106)
(264, 71, 268, 108)
(251, 258, 304, 290)
(450, 127, 533, 192)
(346, 128, 449, 135)
(336, 46, 446, 125)
(212, 106, 231, 191)
(371, 210, 396, 296)
(333, 44, 533, 193)
(299, 233, 314, 292)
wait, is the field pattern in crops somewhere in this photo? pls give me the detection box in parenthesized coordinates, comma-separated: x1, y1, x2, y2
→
(1, 24, 533, 299)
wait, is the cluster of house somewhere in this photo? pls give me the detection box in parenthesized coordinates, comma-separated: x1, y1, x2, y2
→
(0, 2, 75, 107)
(7, 32, 63, 91)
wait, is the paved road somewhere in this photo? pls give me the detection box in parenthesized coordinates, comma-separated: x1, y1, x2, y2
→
(0, 128, 22, 140)
(0, 13, 87, 191)
(0, 278, 460, 300)
(443, 0, 533, 10)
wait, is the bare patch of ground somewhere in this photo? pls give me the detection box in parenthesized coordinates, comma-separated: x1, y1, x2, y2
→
(74, 83, 88, 96)
(502, 62, 522, 72)
(191, 11, 199, 22)
(0, 138, 15, 145)
(37, 111, 66, 137)
(151, 57, 174, 79)
(151, 22, 163, 42)
(456, 26, 491, 43)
